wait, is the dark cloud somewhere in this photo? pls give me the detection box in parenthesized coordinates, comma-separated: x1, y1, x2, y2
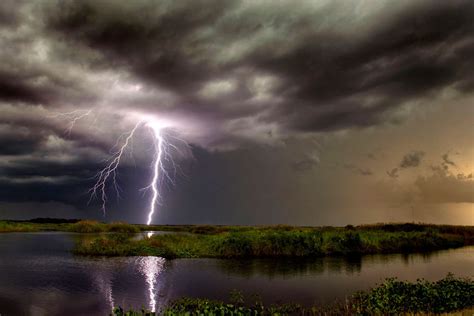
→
(291, 158, 318, 172)
(386, 150, 425, 178)
(400, 151, 425, 168)
(0, 0, 473, 223)
(0, 126, 46, 155)
(0, 78, 46, 104)
(0, 0, 23, 27)
(387, 168, 399, 179)
(442, 153, 457, 168)
(343, 164, 373, 176)
(43, 0, 474, 137)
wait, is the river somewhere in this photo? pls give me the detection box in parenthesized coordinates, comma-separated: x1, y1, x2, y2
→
(0, 232, 472, 315)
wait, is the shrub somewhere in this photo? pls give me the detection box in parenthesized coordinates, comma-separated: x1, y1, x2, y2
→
(213, 232, 254, 257)
(68, 220, 105, 233)
(108, 222, 140, 233)
(353, 274, 474, 314)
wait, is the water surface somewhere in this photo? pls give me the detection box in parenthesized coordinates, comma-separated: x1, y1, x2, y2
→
(0, 232, 472, 315)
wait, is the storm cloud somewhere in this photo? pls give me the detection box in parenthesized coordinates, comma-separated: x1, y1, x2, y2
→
(400, 151, 425, 169)
(45, 0, 474, 136)
(0, 0, 473, 224)
(2, 1, 474, 142)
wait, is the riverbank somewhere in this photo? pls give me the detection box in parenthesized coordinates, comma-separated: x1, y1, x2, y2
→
(2, 220, 473, 258)
(0, 219, 141, 233)
(73, 223, 474, 258)
(113, 274, 474, 315)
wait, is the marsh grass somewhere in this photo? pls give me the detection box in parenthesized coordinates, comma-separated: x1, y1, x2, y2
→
(0, 221, 38, 232)
(2, 220, 473, 258)
(0, 219, 139, 233)
(68, 220, 106, 233)
(112, 275, 474, 315)
(0, 220, 72, 232)
(67, 220, 140, 233)
(74, 226, 469, 258)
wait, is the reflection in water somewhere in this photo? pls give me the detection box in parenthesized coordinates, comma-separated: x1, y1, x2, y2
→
(215, 256, 363, 278)
(147, 232, 155, 238)
(137, 257, 165, 312)
(92, 265, 115, 312)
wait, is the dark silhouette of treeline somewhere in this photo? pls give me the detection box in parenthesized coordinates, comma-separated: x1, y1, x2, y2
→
(9, 218, 81, 224)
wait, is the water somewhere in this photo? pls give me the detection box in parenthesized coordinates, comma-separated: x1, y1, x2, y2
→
(0, 232, 473, 315)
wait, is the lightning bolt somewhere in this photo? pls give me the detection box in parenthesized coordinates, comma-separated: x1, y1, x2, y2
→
(146, 122, 164, 225)
(51, 109, 181, 225)
(141, 120, 178, 226)
(88, 120, 143, 216)
(48, 109, 92, 135)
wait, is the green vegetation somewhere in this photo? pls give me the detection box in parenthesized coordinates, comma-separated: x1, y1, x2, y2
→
(353, 273, 474, 314)
(113, 274, 474, 315)
(74, 225, 472, 258)
(67, 220, 106, 233)
(0, 219, 140, 233)
(2, 220, 473, 258)
(0, 220, 73, 232)
(0, 221, 38, 232)
(67, 220, 140, 233)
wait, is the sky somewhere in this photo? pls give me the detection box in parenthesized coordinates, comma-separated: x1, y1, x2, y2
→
(0, 0, 473, 225)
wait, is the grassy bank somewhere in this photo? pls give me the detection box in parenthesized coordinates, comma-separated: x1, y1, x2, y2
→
(2, 220, 473, 258)
(113, 274, 474, 315)
(74, 224, 473, 258)
(67, 220, 140, 233)
(2, 219, 473, 237)
(0, 220, 140, 233)
(0, 220, 75, 232)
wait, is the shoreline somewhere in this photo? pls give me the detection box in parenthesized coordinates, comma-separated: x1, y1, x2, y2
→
(113, 275, 474, 315)
(2, 220, 473, 258)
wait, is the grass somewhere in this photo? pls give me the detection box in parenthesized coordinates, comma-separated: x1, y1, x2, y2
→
(2, 220, 473, 258)
(74, 225, 472, 258)
(67, 220, 140, 233)
(112, 274, 474, 315)
(0, 219, 140, 234)
(0, 221, 39, 233)
(0, 220, 74, 232)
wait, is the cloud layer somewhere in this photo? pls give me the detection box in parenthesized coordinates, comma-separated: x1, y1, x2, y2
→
(0, 0, 473, 223)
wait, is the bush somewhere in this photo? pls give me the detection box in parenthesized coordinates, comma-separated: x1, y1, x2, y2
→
(214, 232, 254, 257)
(68, 220, 105, 233)
(353, 274, 474, 314)
(108, 222, 140, 233)
(210, 230, 325, 258)
(326, 231, 362, 254)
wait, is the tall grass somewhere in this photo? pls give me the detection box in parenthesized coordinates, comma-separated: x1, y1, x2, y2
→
(68, 220, 106, 233)
(0, 221, 38, 232)
(0, 220, 72, 232)
(74, 226, 469, 258)
(108, 222, 141, 233)
(67, 220, 140, 233)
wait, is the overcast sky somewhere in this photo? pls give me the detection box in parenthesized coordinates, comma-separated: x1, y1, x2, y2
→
(0, 0, 473, 225)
